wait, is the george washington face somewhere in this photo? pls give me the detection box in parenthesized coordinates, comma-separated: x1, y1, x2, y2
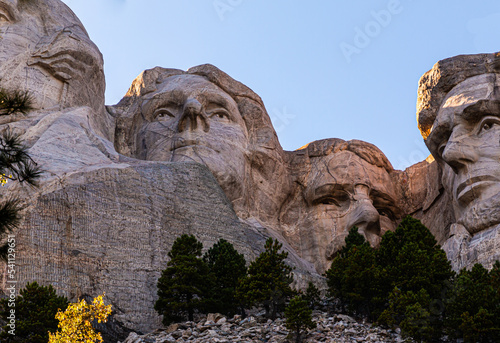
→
(0, 0, 104, 112)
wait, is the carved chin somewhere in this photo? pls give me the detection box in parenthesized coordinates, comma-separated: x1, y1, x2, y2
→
(458, 193, 500, 235)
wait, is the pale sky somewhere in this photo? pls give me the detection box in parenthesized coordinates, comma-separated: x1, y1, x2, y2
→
(61, 0, 500, 170)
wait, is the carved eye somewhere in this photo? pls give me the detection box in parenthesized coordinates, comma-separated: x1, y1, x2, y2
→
(477, 117, 500, 135)
(377, 208, 394, 219)
(313, 190, 350, 209)
(153, 109, 175, 120)
(316, 196, 341, 206)
(209, 110, 230, 122)
(482, 122, 493, 131)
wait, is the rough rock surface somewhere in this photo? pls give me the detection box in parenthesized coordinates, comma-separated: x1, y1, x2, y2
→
(2, 1, 500, 341)
(415, 52, 500, 271)
(118, 312, 415, 343)
(279, 139, 403, 274)
(0, 0, 105, 114)
(0, 107, 319, 336)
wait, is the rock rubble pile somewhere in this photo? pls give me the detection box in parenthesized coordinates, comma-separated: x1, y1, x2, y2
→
(119, 312, 415, 343)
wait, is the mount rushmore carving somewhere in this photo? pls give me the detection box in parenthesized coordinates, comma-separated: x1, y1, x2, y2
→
(1, 0, 499, 336)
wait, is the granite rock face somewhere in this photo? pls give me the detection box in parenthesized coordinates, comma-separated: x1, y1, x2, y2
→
(0, 105, 318, 335)
(0, 0, 319, 338)
(2, 0, 500, 340)
(0, 0, 105, 115)
(279, 139, 403, 274)
(415, 53, 500, 271)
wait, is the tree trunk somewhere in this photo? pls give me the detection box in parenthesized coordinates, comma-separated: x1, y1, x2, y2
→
(295, 327, 302, 343)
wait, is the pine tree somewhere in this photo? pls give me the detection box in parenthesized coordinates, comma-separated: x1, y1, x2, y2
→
(285, 295, 316, 343)
(203, 238, 247, 316)
(303, 281, 321, 310)
(325, 227, 381, 319)
(236, 238, 294, 319)
(445, 262, 500, 342)
(375, 216, 453, 340)
(0, 89, 41, 260)
(155, 234, 213, 324)
(377, 216, 453, 300)
(0, 281, 68, 343)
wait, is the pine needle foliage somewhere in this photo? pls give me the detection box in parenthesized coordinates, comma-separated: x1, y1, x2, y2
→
(155, 234, 213, 324)
(236, 238, 294, 320)
(203, 238, 247, 316)
(0, 89, 33, 116)
(0, 282, 68, 343)
(285, 295, 316, 343)
(0, 89, 41, 261)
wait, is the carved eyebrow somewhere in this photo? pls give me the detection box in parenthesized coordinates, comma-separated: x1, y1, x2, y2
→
(461, 99, 500, 122)
(0, 0, 19, 22)
(197, 91, 232, 108)
(313, 183, 347, 197)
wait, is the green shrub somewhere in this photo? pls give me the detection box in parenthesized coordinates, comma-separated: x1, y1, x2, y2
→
(0, 281, 68, 343)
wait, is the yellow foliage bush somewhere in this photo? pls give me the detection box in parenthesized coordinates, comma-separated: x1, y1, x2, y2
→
(48, 294, 112, 343)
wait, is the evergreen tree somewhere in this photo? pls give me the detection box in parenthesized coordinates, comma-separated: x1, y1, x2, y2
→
(285, 295, 316, 343)
(377, 216, 453, 300)
(155, 234, 213, 324)
(375, 216, 453, 340)
(236, 238, 294, 319)
(203, 238, 247, 316)
(0, 89, 41, 260)
(445, 262, 500, 342)
(303, 281, 321, 310)
(0, 281, 68, 343)
(325, 227, 381, 319)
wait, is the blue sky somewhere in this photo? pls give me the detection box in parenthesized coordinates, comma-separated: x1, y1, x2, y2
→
(61, 0, 500, 170)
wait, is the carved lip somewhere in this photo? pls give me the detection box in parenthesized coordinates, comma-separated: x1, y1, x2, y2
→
(170, 139, 219, 153)
(456, 175, 499, 203)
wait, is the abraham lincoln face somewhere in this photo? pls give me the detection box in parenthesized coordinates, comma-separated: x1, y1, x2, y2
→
(0, 0, 104, 112)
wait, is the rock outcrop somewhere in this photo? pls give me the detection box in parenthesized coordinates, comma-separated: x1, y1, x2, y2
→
(118, 312, 415, 343)
(415, 53, 500, 271)
(1, 0, 500, 341)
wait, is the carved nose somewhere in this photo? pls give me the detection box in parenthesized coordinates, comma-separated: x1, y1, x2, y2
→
(177, 99, 209, 132)
(350, 198, 380, 236)
(348, 185, 381, 240)
(441, 138, 478, 174)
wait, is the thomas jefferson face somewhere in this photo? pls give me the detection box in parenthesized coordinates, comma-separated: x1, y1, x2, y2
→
(0, 0, 104, 111)
(136, 74, 249, 200)
(427, 74, 500, 234)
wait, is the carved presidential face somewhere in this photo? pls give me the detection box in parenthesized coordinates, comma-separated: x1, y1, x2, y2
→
(0, 0, 104, 112)
(136, 74, 249, 201)
(282, 149, 398, 273)
(427, 74, 500, 234)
